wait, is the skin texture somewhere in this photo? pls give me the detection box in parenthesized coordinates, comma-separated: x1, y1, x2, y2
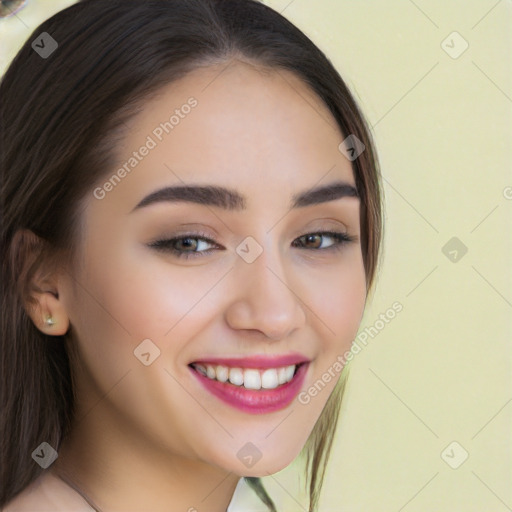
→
(22, 59, 367, 512)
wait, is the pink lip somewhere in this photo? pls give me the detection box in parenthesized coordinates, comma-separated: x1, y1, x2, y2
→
(190, 353, 310, 369)
(189, 362, 309, 414)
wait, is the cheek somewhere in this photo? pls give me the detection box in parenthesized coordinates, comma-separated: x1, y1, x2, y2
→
(68, 245, 228, 386)
(306, 255, 367, 350)
(76, 246, 209, 339)
(63, 249, 217, 453)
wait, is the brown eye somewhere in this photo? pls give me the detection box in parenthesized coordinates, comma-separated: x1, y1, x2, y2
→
(148, 233, 220, 260)
(148, 230, 357, 261)
(302, 234, 322, 249)
(174, 237, 199, 251)
(293, 231, 356, 251)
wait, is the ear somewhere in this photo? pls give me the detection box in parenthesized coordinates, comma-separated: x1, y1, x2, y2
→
(12, 229, 70, 336)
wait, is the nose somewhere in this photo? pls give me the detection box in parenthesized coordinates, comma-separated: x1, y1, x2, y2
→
(224, 242, 307, 341)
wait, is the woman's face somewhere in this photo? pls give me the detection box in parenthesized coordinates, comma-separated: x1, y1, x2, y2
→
(59, 60, 366, 477)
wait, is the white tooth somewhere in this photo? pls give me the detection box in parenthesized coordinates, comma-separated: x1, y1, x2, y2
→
(195, 364, 207, 376)
(228, 367, 244, 386)
(277, 367, 288, 385)
(261, 369, 279, 389)
(206, 365, 216, 380)
(243, 369, 262, 390)
(215, 365, 229, 383)
(284, 365, 296, 382)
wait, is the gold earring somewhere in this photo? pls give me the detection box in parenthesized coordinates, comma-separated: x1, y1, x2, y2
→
(44, 315, 55, 326)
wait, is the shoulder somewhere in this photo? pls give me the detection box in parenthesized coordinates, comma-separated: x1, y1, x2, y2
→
(2, 470, 94, 512)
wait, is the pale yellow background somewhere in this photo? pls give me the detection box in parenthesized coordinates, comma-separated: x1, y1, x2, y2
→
(1, 1, 510, 511)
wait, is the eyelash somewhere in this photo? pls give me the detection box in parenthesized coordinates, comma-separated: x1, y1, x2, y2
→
(148, 230, 357, 260)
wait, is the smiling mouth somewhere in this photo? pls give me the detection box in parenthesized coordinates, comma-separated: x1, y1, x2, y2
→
(188, 362, 304, 391)
(188, 358, 310, 414)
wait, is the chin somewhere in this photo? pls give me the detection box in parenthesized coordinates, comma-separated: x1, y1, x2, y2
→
(210, 443, 302, 477)
(239, 459, 293, 477)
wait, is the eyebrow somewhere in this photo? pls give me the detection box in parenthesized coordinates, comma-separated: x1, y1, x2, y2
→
(131, 180, 359, 212)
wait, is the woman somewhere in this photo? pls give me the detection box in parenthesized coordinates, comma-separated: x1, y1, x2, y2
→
(0, 0, 383, 510)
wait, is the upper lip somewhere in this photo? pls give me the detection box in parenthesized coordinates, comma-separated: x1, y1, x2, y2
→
(190, 353, 310, 369)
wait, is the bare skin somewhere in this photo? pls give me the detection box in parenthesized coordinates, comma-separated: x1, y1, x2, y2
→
(12, 59, 367, 511)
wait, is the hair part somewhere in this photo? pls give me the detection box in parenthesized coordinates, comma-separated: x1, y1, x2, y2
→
(0, 1, 383, 509)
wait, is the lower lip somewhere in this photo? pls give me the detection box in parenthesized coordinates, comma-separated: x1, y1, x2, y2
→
(189, 363, 309, 414)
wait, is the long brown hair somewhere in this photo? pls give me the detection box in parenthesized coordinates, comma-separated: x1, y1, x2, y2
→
(0, 1, 383, 510)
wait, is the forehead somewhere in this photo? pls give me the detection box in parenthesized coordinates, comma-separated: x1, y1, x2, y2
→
(87, 59, 355, 217)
